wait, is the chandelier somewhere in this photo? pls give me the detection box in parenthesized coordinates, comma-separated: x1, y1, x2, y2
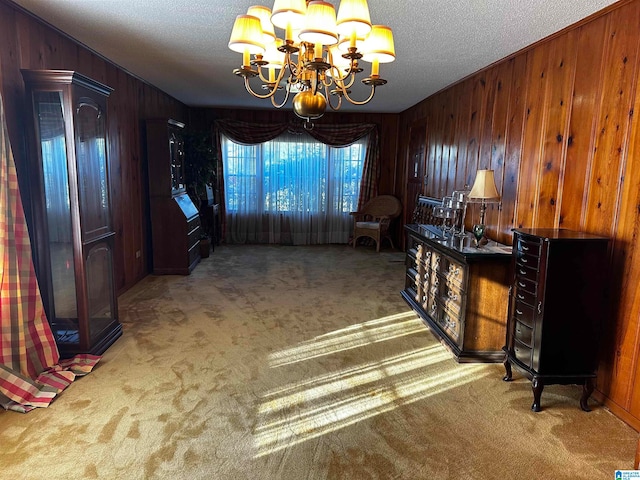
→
(228, 0, 395, 123)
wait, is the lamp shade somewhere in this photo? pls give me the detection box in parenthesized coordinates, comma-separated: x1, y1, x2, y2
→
(336, 0, 372, 38)
(468, 170, 500, 200)
(299, 1, 338, 46)
(262, 39, 285, 68)
(228, 14, 265, 54)
(361, 25, 396, 64)
(326, 46, 351, 78)
(247, 6, 276, 45)
(271, 0, 307, 31)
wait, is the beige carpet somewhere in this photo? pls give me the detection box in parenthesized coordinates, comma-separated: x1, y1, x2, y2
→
(0, 244, 636, 479)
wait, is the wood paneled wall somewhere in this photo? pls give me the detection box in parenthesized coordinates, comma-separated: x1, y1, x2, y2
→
(0, 0, 188, 294)
(397, 0, 640, 428)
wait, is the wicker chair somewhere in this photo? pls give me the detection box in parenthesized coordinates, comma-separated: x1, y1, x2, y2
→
(350, 195, 402, 252)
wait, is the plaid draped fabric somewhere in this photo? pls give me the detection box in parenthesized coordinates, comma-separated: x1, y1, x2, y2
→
(213, 119, 381, 239)
(0, 94, 99, 413)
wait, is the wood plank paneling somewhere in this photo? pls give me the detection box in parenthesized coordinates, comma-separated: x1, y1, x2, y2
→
(598, 3, 640, 413)
(560, 16, 608, 231)
(397, 0, 640, 431)
(584, 7, 640, 239)
(0, 0, 187, 294)
(536, 31, 578, 228)
(498, 55, 528, 243)
(452, 82, 471, 192)
(483, 61, 511, 239)
(516, 41, 550, 230)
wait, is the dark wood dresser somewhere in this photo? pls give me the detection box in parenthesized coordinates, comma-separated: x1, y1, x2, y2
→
(503, 228, 609, 411)
(402, 224, 512, 362)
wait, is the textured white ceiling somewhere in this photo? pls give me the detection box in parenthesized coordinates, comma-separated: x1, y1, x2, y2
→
(11, 0, 620, 113)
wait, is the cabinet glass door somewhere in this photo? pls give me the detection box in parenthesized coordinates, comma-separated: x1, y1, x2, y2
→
(35, 91, 78, 330)
(75, 98, 110, 239)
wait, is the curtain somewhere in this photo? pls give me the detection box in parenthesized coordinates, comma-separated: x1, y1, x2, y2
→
(214, 119, 380, 242)
(0, 93, 99, 413)
(223, 131, 366, 244)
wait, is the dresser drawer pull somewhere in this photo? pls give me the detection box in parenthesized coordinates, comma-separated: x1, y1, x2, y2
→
(517, 294, 525, 300)
(516, 309, 523, 315)
(448, 291, 458, 301)
(521, 257, 528, 263)
(537, 301, 542, 314)
(519, 269, 527, 275)
(521, 245, 529, 251)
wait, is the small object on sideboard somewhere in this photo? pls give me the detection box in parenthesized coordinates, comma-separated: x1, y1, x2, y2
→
(502, 228, 609, 412)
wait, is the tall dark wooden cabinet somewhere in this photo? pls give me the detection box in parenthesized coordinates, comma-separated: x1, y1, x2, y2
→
(503, 228, 609, 411)
(22, 69, 122, 357)
(146, 119, 201, 275)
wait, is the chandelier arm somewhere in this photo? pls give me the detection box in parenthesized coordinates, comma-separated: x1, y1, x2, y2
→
(243, 77, 280, 100)
(241, 63, 291, 100)
(257, 68, 272, 85)
(325, 85, 343, 112)
(270, 84, 292, 109)
(339, 84, 377, 106)
(326, 64, 357, 89)
(286, 52, 302, 79)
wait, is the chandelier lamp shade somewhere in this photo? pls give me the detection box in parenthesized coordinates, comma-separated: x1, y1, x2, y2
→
(228, 0, 396, 123)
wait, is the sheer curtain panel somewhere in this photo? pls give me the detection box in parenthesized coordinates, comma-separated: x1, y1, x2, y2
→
(222, 131, 367, 245)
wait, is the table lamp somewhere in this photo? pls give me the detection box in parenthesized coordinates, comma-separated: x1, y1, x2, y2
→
(468, 169, 500, 246)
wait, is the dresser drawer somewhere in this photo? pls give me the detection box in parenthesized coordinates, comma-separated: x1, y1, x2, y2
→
(516, 251, 540, 270)
(513, 287, 536, 307)
(431, 251, 442, 273)
(515, 264, 538, 283)
(513, 320, 534, 347)
(188, 241, 200, 266)
(439, 307, 461, 342)
(516, 236, 542, 256)
(425, 293, 438, 318)
(406, 249, 417, 268)
(443, 258, 466, 290)
(513, 339, 533, 368)
(429, 299, 462, 343)
(514, 277, 536, 295)
(187, 217, 201, 249)
(417, 246, 432, 267)
(406, 267, 420, 300)
(440, 280, 463, 314)
(513, 300, 536, 328)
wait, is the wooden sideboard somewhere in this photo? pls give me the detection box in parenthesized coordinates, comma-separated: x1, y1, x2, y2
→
(402, 224, 512, 362)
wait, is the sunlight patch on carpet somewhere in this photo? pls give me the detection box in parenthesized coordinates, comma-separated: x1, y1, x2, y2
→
(255, 341, 490, 457)
(268, 312, 426, 367)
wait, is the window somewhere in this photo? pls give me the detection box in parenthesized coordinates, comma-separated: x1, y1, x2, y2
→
(222, 132, 367, 244)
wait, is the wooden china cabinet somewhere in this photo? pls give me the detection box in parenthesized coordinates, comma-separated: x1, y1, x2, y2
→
(22, 70, 122, 357)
